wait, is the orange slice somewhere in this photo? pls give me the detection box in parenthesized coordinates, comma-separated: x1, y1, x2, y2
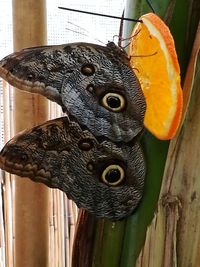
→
(129, 13, 183, 140)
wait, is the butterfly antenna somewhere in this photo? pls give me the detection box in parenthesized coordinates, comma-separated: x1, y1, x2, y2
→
(58, 7, 142, 22)
(67, 21, 90, 34)
(65, 27, 88, 37)
(117, 28, 141, 50)
(118, 10, 124, 47)
(66, 21, 105, 45)
(146, 0, 156, 13)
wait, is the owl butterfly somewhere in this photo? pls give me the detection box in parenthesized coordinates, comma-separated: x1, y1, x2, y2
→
(0, 42, 146, 142)
(0, 42, 146, 220)
(0, 116, 145, 220)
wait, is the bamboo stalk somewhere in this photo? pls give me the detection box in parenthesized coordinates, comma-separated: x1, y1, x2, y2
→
(48, 189, 55, 267)
(69, 200, 77, 258)
(3, 81, 14, 267)
(57, 190, 65, 267)
(12, 0, 49, 266)
(53, 190, 59, 266)
(64, 196, 70, 267)
(0, 178, 6, 266)
(136, 21, 200, 267)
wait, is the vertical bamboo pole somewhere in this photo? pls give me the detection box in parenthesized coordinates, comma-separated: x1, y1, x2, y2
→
(12, 0, 49, 266)
(3, 82, 14, 267)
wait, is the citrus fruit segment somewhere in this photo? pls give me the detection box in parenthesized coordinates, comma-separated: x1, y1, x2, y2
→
(129, 13, 183, 140)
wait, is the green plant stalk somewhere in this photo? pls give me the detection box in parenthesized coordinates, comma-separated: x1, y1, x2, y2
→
(169, 1, 200, 76)
(120, 135, 169, 266)
(92, 219, 125, 267)
(120, 0, 199, 266)
(134, 25, 200, 266)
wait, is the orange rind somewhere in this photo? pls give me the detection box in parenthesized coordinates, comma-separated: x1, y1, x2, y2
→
(129, 13, 183, 140)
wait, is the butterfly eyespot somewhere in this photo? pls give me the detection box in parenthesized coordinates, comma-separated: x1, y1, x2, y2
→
(78, 138, 94, 151)
(101, 164, 125, 186)
(20, 153, 28, 161)
(81, 63, 95, 76)
(86, 84, 95, 93)
(87, 162, 94, 171)
(27, 73, 35, 80)
(101, 93, 126, 112)
(10, 68, 16, 74)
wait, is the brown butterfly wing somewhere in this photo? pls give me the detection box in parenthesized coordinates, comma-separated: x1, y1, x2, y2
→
(0, 42, 146, 142)
(0, 116, 145, 220)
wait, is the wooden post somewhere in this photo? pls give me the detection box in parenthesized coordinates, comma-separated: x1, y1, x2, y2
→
(12, 0, 49, 266)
